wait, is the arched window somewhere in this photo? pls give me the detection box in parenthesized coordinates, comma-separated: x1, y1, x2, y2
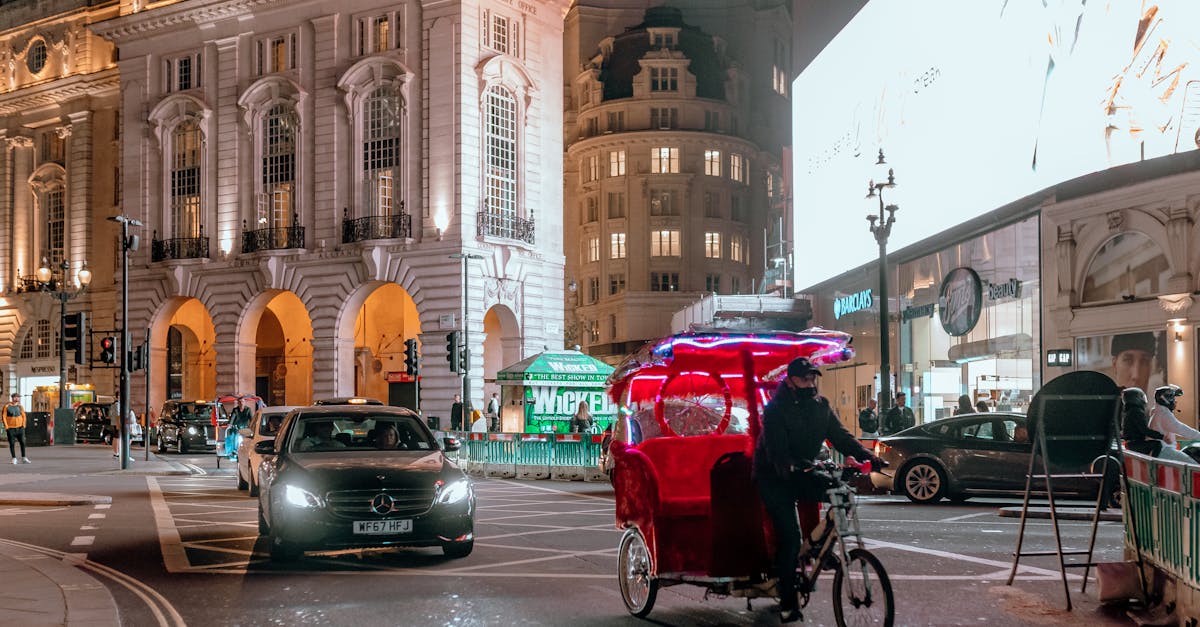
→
(171, 119, 203, 239)
(483, 85, 517, 220)
(1081, 231, 1171, 304)
(260, 103, 298, 228)
(20, 319, 56, 359)
(362, 86, 402, 216)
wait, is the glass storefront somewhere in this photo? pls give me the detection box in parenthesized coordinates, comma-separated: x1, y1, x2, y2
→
(896, 216, 1041, 422)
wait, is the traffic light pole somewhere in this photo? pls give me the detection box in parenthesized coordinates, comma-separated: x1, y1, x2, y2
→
(110, 215, 142, 470)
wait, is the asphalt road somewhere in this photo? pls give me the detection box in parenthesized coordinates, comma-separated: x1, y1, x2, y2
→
(0, 449, 1138, 626)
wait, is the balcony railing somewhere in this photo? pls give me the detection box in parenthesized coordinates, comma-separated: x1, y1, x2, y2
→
(14, 275, 44, 293)
(342, 209, 412, 244)
(477, 210, 535, 245)
(241, 218, 305, 253)
(152, 229, 210, 262)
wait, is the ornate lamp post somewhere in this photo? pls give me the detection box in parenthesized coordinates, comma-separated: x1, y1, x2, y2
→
(34, 258, 92, 412)
(866, 149, 898, 414)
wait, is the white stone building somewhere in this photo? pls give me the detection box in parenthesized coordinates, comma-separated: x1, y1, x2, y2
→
(91, 0, 567, 424)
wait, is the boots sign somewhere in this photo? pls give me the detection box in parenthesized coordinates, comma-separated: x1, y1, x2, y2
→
(938, 267, 982, 336)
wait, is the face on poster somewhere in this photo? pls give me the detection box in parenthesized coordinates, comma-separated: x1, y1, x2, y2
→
(1074, 331, 1168, 397)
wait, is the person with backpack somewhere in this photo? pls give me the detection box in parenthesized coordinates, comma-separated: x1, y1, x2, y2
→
(857, 399, 879, 438)
(3, 392, 30, 464)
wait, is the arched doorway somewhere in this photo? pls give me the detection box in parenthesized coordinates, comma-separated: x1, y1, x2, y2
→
(351, 283, 420, 402)
(162, 298, 216, 401)
(247, 291, 314, 406)
(482, 304, 520, 404)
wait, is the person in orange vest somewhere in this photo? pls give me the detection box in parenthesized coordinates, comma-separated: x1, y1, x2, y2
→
(3, 392, 30, 464)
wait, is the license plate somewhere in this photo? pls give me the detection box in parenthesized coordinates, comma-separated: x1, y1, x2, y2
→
(354, 519, 412, 535)
(206, 439, 217, 446)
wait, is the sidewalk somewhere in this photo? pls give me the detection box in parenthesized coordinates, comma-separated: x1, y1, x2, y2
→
(0, 443, 196, 626)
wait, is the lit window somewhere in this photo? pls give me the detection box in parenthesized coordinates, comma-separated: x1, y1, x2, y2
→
(650, 67, 678, 91)
(46, 188, 65, 265)
(651, 230, 680, 257)
(730, 153, 745, 183)
(610, 232, 626, 259)
(583, 155, 600, 182)
(773, 40, 789, 97)
(165, 53, 202, 92)
(609, 150, 626, 176)
(705, 232, 722, 258)
(704, 149, 721, 177)
(731, 236, 745, 263)
(649, 189, 679, 216)
(650, 147, 679, 174)
(363, 86, 403, 217)
(257, 34, 295, 74)
(587, 236, 600, 263)
(260, 104, 298, 230)
(170, 118, 203, 239)
(483, 85, 518, 219)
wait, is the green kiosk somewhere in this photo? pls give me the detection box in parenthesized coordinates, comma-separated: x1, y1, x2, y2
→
(496, 350, 615, 433)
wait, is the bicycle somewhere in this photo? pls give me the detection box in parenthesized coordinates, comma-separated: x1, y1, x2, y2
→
(793, 458, 895, 626)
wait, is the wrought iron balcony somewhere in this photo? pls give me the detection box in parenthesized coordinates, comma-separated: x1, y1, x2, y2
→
(477, 210, 535, 245)
(342, 209, 412, 243)
(14, 275, 44, 293)
(241, 218, 305, 253)
(152, 229, 210, 262)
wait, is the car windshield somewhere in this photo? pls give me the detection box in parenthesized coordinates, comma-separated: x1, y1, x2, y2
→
(175, 403, 217, 422)
(258, 412, 287, 437)
(285, 414, 434, 453)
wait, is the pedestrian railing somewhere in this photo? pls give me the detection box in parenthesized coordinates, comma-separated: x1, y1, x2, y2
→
(1122, 451, 1200, 596)
(440, 431, 606, 481)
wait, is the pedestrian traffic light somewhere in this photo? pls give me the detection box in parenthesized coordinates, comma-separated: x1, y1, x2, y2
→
(445, 331, 460, 373)
(64, 312, 87, 365)
(99, 336, 116, 364)
(404, 338, 420, 376)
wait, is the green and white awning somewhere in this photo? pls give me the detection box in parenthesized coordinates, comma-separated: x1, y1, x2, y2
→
(496, 350, 614, 387)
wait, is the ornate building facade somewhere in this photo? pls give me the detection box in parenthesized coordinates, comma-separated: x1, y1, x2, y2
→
(0, 0, 121, 409)
(563, 2, 791, 362)
(86, 0, 566, 421)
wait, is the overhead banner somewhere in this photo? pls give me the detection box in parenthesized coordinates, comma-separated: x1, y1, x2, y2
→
(793, 0, 1200, 289)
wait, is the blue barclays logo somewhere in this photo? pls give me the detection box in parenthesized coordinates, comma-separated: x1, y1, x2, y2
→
(833, 289, 874, 320)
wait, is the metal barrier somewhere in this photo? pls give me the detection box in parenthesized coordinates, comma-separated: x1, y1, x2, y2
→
(1122, 451, 1200, 613)
(439, 431, 606, 481)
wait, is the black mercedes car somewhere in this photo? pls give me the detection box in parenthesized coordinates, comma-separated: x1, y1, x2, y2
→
(255, 405, 474, 561)
(870, 412, 1116, 503)
(156, 400, 226, 454)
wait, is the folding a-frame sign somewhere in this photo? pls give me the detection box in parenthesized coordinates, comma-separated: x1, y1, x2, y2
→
(1006, 370, 1144, 610)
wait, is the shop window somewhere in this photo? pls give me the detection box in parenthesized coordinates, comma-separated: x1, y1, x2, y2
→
(1081, 232, 1170, 304)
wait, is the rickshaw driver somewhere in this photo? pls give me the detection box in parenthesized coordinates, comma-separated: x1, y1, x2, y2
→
(752, 357, 887, 623)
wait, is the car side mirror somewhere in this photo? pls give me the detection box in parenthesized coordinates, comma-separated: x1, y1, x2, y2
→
(442, 436, 461, 452)
(254, 440, 276, 455)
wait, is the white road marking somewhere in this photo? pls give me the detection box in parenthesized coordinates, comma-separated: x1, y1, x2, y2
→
(70, 536, 95, 546)
(864, 537, 1080, 579)
(94, 504, 112, 510)
(147, 477, 191, 574)
(939, 511, 990, 522)
(80, 525, 98, 530)
(980, 529, 1005, 533)
(88, 513, 106, 519)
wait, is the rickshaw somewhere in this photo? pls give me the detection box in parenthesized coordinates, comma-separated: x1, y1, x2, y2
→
(607, 329, 893, 624)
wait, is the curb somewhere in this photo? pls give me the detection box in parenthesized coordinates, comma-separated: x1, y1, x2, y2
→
(997, 505, 1122, 522)
(0, 493, 112, 506)
(0, 546, 119, 627)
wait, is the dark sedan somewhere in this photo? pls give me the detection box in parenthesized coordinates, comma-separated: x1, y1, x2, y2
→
(256, 405, 474, 561)
(74, 403, 114, 444)
(156, 400, 225, 454)
(870, 412, 1116, 503)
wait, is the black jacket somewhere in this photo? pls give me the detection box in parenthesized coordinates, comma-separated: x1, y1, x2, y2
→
(754, 382, 873, 499)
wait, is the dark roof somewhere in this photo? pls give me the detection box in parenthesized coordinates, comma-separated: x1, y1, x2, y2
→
(598, 6, 726, 102)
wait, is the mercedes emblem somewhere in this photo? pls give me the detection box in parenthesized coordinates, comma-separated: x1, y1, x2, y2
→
(370, 493, 395, 515)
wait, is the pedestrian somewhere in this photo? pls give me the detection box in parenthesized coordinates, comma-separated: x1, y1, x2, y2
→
(753, 357, 886, 623)
(974, 400, 990, 413)
(881, 392, 915, 435)
(113, 407, 136, 463)
(486, 392, 501, 431)
(1147, 385, 1197, 463)
(857, 399, 879, 438)
(954, 395, 973, 416)
(3, 392, 29, 464)
(571, 401, 593, 433)
(1120, 387, 1166, 458)
(450, 394, 464, 431)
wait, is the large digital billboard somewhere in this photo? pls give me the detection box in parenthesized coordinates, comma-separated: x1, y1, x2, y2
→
(792, 0, 1200, 290)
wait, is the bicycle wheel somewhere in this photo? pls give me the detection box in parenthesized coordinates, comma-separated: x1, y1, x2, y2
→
(832, 547, 894, 626)
(617, 528, 658, 617)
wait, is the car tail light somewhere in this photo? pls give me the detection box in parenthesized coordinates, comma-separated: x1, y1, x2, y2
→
(874, 441, 891, 457)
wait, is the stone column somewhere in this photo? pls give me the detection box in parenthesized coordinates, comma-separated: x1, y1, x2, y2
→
(1166, 206, 1194, 294)
(65, 112, 92, 265)
(311, 334, 355, 399)
(8, 136, 33, 282)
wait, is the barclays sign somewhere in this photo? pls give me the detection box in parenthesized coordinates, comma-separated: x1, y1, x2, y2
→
(833, 289, 874, 320)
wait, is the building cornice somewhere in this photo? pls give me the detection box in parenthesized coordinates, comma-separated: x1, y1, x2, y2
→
(91, 0, 282, 41)
(566, 129, 760, 156)
(0, 69, 119, 116)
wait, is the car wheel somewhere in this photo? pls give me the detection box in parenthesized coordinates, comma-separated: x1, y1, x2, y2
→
(901, 460, 946, 504)
(249, 474, 260, 497)
(257, 504, 269, 534)
(441, 539, 474, 558)
(269, 532, 302, 561)
(103, 432, 112, 445)
(237, 467, 248, 491)
(157, 434, 167, 454)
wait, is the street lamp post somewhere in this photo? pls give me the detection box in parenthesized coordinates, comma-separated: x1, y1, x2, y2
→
(109, 215, 142, 470)
(866, 149, 898, 416)
(35, 258, 92, 414)
(450, 253, 484, 416)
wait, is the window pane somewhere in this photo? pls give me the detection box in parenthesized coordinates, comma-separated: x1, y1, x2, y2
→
(171, 119, 203, 238)
(484, 86, 518, 218)
(363, 86, 403, 216)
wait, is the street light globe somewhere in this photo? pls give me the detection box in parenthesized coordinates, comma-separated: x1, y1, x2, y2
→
(36, 260, 52, 284)
(77, 264, 93, 288)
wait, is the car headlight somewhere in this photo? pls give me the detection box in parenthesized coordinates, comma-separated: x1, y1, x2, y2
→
(283, 484, 325, 509)
(436, 480, 471, 505)
(187, 426, 198, 435)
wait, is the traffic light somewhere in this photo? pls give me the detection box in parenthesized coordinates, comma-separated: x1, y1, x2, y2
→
(99, 336, 116, 364)
(404, 338, 420, 376)
(459, 339, 469, 372)
(129, 343, 148, 372)
(445, 331, 460, 373)
(64, 312, 87, 365)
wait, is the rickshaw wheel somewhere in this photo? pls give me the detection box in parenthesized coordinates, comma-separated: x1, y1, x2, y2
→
(618, 527, 657, 617)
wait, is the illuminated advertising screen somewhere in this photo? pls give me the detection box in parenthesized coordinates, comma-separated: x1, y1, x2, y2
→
(792, 1, 1200, 289)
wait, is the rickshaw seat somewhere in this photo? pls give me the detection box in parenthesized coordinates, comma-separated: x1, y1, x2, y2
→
(638, 435, 748, 518)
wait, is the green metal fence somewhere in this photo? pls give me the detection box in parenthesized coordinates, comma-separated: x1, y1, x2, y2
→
(1122, 452, 1199, 591)
(442, 432, 604, 477)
